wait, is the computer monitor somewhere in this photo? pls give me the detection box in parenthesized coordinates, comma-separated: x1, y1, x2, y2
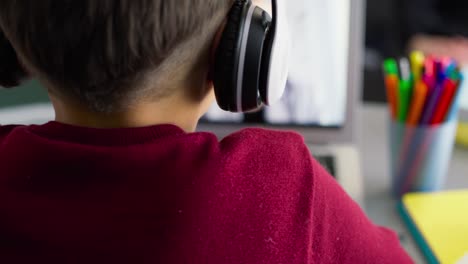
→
(200, 0, 365, 144)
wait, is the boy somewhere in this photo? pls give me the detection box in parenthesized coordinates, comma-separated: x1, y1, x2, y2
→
(0, 0, 412, 263)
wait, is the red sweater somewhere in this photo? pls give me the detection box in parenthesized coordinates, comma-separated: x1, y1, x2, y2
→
(0, 122, 412, 263)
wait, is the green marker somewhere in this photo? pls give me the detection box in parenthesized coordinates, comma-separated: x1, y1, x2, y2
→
(398, 79, 412, 122)
(383, 58, 399, 77)
(450, 70, 462, 82)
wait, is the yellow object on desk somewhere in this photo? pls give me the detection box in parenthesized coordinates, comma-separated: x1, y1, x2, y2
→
(456, 122, 468, 147)
(399, 190, 468, 264)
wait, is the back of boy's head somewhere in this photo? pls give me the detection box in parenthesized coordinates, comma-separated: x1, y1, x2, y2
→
(0, 0, 233, 112)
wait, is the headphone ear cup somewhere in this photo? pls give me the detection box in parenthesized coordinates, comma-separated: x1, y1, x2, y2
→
(259, 28, 273, 103)
(259, 0, 290, 105)
(213, 0, 248, 112)
(0, 30, 28, 88)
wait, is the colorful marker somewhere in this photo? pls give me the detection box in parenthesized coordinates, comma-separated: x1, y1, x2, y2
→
(431, 79, 457, 124)
(410, 51, 425, 82)
(420, 73, 445, 124)
(383, 54, 463, 125)
(423, 56, 437, 88)
(385, 75, 399, 120)
(383, 58, 400, 120)
(383, 58, 399, 77)
(407, 81, 428, 125)
(398, 58, 412, 122)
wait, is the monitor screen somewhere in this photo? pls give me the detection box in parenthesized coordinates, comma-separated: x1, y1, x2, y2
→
(204, 0, 351, 128)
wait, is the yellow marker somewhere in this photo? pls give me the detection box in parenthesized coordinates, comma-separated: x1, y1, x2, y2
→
(410, 51, 425, 82)
(407, 81, 428, 125)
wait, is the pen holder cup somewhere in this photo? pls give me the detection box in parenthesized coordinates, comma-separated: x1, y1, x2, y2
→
(390, 120, 458, 198)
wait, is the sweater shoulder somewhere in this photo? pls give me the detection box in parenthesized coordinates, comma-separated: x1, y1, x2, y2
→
(219, 128, 312, 175)
(0, 125, 23, 143)
(221, 128, 307, 153)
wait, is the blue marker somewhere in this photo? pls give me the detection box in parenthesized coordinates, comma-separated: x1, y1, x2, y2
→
(444, 62, 457, 77)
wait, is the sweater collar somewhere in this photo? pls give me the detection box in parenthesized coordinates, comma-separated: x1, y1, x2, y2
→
(29, 121, 186, 146)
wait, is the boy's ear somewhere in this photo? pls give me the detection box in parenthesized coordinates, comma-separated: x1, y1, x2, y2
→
(0, 29, 29, 88)
(208, 20, 227, 82)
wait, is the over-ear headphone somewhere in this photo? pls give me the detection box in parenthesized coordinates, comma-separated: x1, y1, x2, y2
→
(213, 0, 289, 113)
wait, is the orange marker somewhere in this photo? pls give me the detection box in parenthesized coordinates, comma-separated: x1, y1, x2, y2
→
(385, 75, 399, 120)
(407, 81, 428, 125)
(431, 80, 457, 124)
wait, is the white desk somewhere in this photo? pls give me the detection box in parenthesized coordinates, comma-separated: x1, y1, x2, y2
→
(358, 103, 468, 263)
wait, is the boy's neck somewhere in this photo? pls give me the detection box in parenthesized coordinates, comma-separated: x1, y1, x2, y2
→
(50, 92, 214, 132)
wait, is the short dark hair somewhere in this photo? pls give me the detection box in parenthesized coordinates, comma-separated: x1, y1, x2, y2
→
(0, 0, 232, 112)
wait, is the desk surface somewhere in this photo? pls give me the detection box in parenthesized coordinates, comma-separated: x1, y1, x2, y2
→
(358, 104, 468, 263)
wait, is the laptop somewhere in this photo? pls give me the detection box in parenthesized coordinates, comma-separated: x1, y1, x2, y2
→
(0, 0, 365, 205)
